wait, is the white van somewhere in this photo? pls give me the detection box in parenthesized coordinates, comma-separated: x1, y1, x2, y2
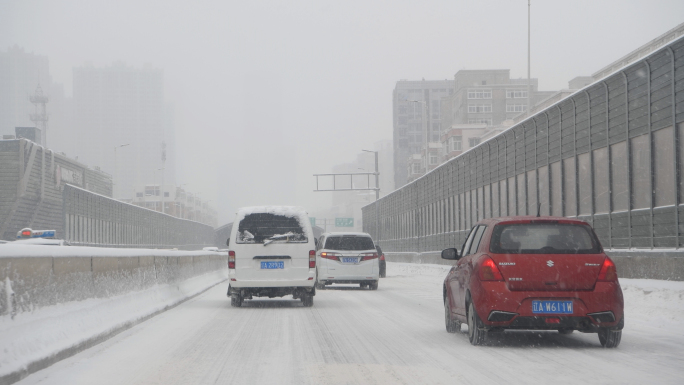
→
(227, 206, 316, 307)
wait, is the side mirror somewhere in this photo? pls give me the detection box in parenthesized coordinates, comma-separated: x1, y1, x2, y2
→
(226, 238, 230, 246)
(441, 248, 460, 260)
(314, 238, 319, 248)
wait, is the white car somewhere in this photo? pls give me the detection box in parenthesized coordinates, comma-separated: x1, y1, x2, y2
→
(315, 232, 379, 290)
(227, 206, 316, 307)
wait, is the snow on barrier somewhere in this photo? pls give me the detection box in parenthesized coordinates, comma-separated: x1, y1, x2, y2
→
(0, 245, 228, 384)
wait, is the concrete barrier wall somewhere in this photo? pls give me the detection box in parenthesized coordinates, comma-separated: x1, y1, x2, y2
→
(0, 245, 227, 317)
(386, 250, 684, 281)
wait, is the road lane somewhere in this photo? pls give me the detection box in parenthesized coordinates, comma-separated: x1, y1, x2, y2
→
(16, 263, 684, 385)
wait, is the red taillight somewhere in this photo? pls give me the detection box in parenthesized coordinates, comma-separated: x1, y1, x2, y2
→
(546, 317, 561, 324)
(479, 256, 504, 281)
(597, 257, 617, 282)
(228, 250, 235, 269)
(309, 250, 316, 268)
(361, 252, 378, 261)
(321, 252, 339, 261)
(380, 254, 385, 261)
(21, 230, 31, 237)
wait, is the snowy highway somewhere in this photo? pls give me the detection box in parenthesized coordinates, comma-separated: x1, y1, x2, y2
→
(16, 263, 684, 385)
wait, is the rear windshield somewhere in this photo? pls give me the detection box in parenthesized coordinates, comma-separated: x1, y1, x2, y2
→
(324, 236, 375, 251)
(236, 213, 307, 244)
(490, 223, 601, 254)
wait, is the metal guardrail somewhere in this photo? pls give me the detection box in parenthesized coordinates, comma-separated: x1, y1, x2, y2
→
(364, 35, 684, 254)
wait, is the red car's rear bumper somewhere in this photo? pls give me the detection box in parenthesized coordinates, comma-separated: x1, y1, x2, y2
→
(471, 280, 624, 331)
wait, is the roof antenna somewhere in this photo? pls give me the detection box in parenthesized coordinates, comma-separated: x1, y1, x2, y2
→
(536, 203, 541, 217)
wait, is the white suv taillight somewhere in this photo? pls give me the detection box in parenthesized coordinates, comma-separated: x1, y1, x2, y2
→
(320, 252, 339, 261)
(360, 252, 378, 261)
(309, 250, 316, 268)
(228, 251, 235, 269)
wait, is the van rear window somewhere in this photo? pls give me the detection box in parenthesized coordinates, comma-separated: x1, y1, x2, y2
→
(490, 223, 601, 254)
(236, 213, 307, 244)
(324, 236, 374, 251)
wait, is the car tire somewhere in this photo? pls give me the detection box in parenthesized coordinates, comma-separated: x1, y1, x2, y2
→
(315, 282, 326, 290)
(301, 293, 314, 307)
(598, 328, 621, 348)
(230, 293, 243, 307)
(467, 302, 486, 346)
(558, 328, 574, 335)
(369, 281, 379, 290)
(444, 299, 460, 333)
(379, 267, 386, 278)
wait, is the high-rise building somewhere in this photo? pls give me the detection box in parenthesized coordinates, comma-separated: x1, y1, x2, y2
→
(441, 69, 555, 131)
(72, 62, 174, 199)
(0, 46, 51, 138)
(392, 80, 453, 189)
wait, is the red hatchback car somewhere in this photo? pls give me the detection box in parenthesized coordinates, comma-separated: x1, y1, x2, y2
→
(442, 216, 624, 347)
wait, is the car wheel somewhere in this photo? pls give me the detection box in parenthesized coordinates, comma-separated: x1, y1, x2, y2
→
(467, 302, 486, 345)
(315, 282, 326, 290)
(558, 328, 574, 335)
(444, 299, 460, 333)
(598, 328, 621, 348)
(380, 267, 386, 278)
(369, 281, 379, 290)
(301, 293, 314, 307)
(230, 293, 243, 307)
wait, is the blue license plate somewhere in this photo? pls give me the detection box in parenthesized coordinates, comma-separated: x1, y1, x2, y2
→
(532, 300, 573, 314)
(341, 257, 359, 264)
(260, 261, 284, 269)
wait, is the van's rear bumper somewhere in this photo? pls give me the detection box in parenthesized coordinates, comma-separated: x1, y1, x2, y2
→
(230, 278, 315, 288)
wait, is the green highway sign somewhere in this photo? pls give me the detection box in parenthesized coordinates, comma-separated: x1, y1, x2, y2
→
(335, 217, 354, 227)
(309, 217, 316, 227)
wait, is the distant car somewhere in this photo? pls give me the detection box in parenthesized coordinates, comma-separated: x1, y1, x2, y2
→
(375, 245, 386, 278)
(227, 206, 316, 307)
(9, 228, 68, 246)
(316, 232, 379, 290)
(10, 238, 69, 246)
(442, 216, 624, 347)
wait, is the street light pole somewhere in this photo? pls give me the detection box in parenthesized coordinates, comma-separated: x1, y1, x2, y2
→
(527, 0, 531, 116)
(113, 143, 130, 199)
(362, 149, 380, 242)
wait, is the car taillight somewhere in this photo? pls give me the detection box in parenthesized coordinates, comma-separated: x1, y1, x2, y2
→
(321, 252, 339, 261)
(228, 251, 235, 269)
(361, 252, 378, 261)
(479, 256, 504, 281)
(597, 257, 617, 282)
(309, 250, 316, 268)
(380, 254, 385, 261)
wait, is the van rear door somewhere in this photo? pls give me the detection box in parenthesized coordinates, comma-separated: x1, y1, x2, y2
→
(234, 213, 312, 281)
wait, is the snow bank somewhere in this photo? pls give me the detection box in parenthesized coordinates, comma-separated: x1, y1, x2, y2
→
(0, 269, 227, 382)
(0, 246, 229, 383)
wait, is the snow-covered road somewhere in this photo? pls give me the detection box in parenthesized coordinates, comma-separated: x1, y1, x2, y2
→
(15, 263, 684, 385)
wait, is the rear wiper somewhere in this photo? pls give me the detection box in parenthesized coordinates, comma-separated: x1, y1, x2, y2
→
(263, 232, 294, 246)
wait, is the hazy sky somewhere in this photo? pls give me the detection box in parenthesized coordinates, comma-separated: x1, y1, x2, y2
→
(2, 0, 683, 222)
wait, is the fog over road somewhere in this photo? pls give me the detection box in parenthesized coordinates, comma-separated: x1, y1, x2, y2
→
(16, 264, 684, 385)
